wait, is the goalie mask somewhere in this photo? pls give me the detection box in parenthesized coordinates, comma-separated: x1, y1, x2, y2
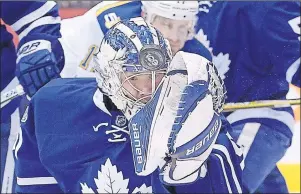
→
(94, 17, 172, 119)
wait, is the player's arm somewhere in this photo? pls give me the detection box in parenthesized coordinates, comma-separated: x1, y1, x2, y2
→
(16, 79, 108, 193)
(260, 2, 300, 87)
(0, 25, 17, 91)
(182, 38, 213, 62)
(1, 1, 64, 97)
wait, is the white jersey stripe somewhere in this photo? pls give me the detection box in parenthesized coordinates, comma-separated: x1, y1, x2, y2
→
(214, 154, 232, 193)
(236, 123, 261, 159)
(17, 177, 58, 186)
(1, 109, 20, 193)
(286, 57, 300, 84)
(19, 16, 61, 41)
(11, 1, 57, 31)
(213, 144, 243, 193)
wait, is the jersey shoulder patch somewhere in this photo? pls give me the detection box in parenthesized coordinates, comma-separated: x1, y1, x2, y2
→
(96, 1, 142, 33)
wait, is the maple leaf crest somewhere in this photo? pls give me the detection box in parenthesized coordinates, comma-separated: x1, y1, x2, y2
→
(95, 159, 129, 193)
(195, 29, 231, 79)
(80, 158, 129, 193)
(132, 184, 153, 194)
(80, 159, 153, 194)
(80, 183, 95, 194)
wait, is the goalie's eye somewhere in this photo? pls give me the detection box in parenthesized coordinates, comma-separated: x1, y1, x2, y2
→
(129, 76, 138, 81)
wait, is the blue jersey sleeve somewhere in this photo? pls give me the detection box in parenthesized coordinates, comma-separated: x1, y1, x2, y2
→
(17, 78, 138, 193)
(258, 2, 300, 87)
(182, 38, 212, 61)
(0, 25, 16, 90)
(0, 25, 20, 122)
(0, 1, 61, 47)
(32, 79, 104, 192)
(16, 78, 154, 193)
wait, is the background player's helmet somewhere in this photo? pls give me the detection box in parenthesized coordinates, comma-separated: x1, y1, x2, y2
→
(94, 17, 172, 119)
(141, 1, 199, 40)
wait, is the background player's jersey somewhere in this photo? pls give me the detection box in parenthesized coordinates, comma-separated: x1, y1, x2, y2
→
(0, 24, 20, 194)
(0, 25, 19, 122)
(0, 1, 61, 50)
(196, 1, 300, 136)
(1, 1, 62, 111)
(14, 78, 243, 193)
(59, 1, 211, 78)
(1, 2, 61, 192)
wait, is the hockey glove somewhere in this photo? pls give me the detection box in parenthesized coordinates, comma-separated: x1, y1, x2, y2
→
(16, 36, 64, 97)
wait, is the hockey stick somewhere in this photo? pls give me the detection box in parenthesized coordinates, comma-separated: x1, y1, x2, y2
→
(1, 85, 25, 109)
(223, 99, 301, 112)
(1, 85, 300, 110)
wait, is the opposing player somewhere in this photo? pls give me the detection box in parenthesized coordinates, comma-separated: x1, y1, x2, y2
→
(14, 18, 244, 193)
(196, 1, 300, 193)
(1, 1, 62, 192)
(15, 1, 212, 96)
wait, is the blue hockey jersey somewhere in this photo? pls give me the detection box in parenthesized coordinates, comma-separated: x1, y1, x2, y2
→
(196, 1, 300, 101)
(1, 2, 62, 192)
(0, 1, 61, 48)
(0, 25, 20, 122)
(14, 78, 244, 193)
(195, 1, 299, 138)
(0, 0, 62, 120)
(0, 24, 21, 194)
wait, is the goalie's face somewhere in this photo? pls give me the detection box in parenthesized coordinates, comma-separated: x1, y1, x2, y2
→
(120, 71, 165, 104)
(152, 15, 193, 54)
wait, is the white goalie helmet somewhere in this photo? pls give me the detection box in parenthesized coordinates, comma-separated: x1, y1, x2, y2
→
(141, 1, 199, 40)
(93, 17, 172, 119)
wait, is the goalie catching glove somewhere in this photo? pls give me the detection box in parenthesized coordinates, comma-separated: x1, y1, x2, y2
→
(128, 51, 226, 185)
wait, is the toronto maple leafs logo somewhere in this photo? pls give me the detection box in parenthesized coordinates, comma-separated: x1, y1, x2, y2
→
(195, 29, 231, 80)
(80, 159, 152, 194)
(198, 1, 217, 13)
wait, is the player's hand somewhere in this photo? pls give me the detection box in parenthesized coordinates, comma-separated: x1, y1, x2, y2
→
(16, 38, 64, 97)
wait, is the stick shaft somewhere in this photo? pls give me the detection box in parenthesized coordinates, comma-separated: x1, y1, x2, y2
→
(223, 99, 300, 112)
(1, 85, 25, 108)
